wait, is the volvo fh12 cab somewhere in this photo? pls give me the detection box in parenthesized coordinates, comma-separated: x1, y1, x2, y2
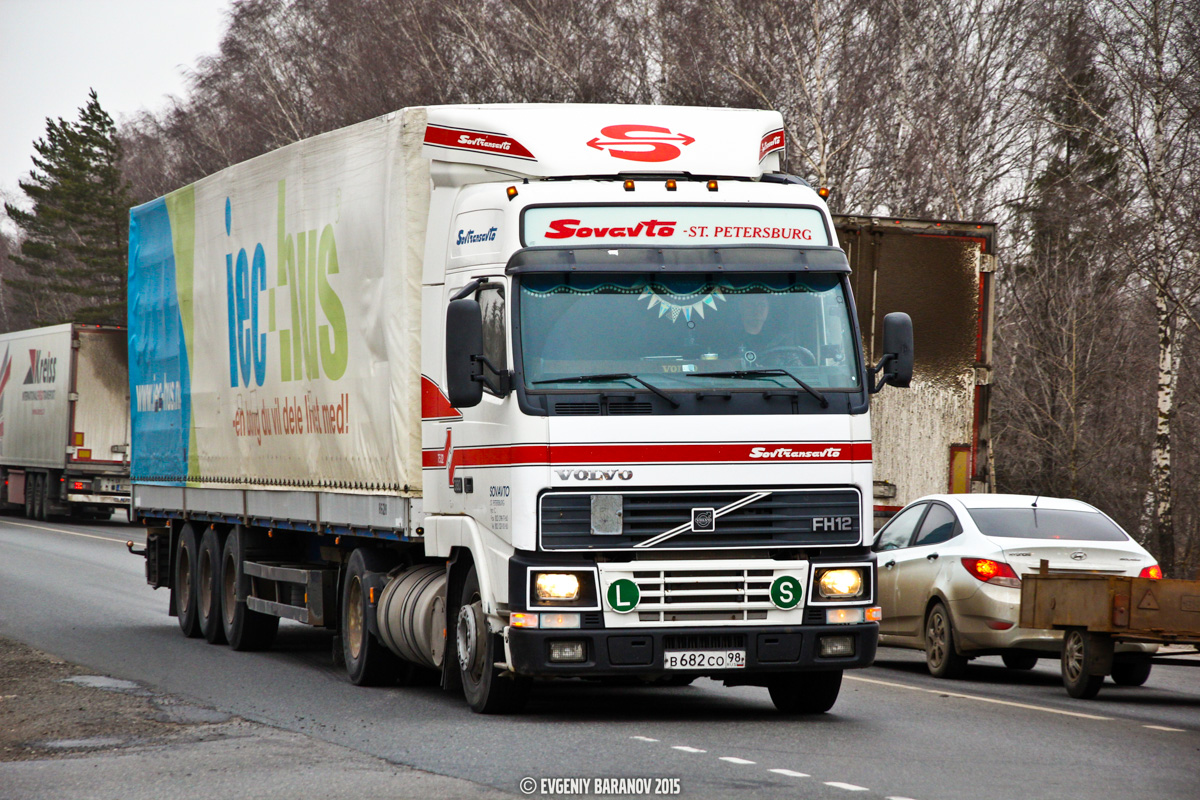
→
(130, 104, 913, 714)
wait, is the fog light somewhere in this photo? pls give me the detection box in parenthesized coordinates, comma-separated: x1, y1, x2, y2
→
(541, 613, 581, 629)
(819, 635, 855, 658)
(536, 573, 581, 600)
(825, 608, 865, 624)
(549, 641, 586, 662)
(510, 612, 539, 628)
(817, 568, 864, 599)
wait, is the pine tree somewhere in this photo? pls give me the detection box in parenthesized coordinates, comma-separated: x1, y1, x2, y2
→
(3, 90, 131, 326)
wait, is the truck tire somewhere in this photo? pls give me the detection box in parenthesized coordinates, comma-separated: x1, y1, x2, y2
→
(174, 524, 202, 638)
(457, 565, 531, 714)
(197, 526, 227, 644)
(1110, 655, 1153, 687)
(220, 525, 278, 651)
(33, 474, 46, 520)
(341, 548, 400, 686)
(768, 669, 843, 714)
(925, 602, 968, 679)
(1062, 628, 1104, 699)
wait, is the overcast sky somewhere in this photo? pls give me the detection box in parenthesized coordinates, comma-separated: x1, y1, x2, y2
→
(0, 0, 230, 219)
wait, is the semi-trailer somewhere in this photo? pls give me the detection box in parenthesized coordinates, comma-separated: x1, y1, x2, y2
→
(0, 323, 131, 519)
(129, 104, 987, 714)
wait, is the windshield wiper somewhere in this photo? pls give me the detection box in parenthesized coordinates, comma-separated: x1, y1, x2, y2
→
(532, 373, 680, 408)
(686, 369, 828, 408)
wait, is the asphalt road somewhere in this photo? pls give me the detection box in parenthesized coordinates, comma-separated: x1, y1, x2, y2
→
(1, 515, 1198, 800)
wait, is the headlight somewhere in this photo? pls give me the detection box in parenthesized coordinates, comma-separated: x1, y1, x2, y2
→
(535, 572, 581, 600)
(817, 568, 865, 599)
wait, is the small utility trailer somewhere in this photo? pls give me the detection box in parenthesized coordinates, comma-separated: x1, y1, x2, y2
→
(1019, 563, 1200, 698)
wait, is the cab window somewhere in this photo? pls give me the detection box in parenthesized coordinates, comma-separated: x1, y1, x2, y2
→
(873, 503, 926, 551)
(913, 503, 959, 547)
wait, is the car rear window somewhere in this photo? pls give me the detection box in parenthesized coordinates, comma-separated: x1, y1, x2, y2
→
(966, 508, 1128, 541)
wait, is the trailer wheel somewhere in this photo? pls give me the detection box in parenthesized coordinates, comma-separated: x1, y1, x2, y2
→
(457, 565, 530, 714)
(23, 475, 34, 518)
(1111, 655, 1153, 687)
(174, 524, 202, 638)
(220, 525, 278, 651)
(197, 526, 228, 644)
(1001, 652, 1039, 671)
(33, 474, 46, 520)
(925, 602, 967, 679)
(1062, 628, 1104, 699)
(768, 669, 843, 714)
(341, 548, 400, 686)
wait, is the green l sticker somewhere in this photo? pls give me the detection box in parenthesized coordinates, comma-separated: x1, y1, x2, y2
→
(770, 576, 803, 609)
(607, 579, 640, 613)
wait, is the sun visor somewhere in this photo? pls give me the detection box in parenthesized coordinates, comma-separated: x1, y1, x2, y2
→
(423, 104, 786, 179)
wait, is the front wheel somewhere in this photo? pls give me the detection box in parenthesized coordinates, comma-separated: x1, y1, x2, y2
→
(1062, 628, 1105, 699)
(768, 670, 843, 714)
(458, 565, 530, 714)
(925, 602, 967, 679)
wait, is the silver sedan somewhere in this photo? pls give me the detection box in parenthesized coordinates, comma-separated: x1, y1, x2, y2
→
(872, 493, 1160, 680)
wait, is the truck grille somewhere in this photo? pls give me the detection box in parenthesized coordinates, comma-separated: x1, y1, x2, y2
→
(631, 567, 774, 623)
(540, 488, 860, 550)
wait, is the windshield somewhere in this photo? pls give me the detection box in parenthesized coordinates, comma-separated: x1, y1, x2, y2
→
(518, 272, 860, 391)
(966, 508, 1129, 541)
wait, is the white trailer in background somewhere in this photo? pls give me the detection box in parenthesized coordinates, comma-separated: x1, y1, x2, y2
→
(130, 104, 930, 715)
(0, 323, 131, 519)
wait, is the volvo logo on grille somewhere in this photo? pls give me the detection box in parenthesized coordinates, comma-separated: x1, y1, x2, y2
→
(692, 508, 715, 532)
(1070, 551, 1088, 561)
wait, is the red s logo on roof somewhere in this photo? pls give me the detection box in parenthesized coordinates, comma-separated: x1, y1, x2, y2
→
(587, 125, 695, 163)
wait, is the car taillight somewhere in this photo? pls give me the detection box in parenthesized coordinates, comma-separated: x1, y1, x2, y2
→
(961, 558, 1021, 588)
(1139, 565, 1163, 579)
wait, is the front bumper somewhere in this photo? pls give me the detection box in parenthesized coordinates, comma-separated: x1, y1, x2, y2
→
(507, 622, 878, 678)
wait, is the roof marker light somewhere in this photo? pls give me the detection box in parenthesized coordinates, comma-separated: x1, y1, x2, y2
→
(817, 187, 830, 198)
(665, 179, 677, 191)
(706, 180, 718, 192)
(506, 186, 519, 201)
(623, 179, 635, 192)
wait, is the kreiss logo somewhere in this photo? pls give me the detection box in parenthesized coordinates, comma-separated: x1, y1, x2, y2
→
(587, 124, 695, 163)
(224, 180, 349, 388)
(23, 349, 56, 385)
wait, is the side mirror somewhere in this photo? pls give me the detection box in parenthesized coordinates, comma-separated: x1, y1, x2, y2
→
(446, 298, 484, 408)
(870, 312, 913, 393)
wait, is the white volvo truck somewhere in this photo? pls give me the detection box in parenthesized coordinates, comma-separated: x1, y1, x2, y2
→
(129, 104, 918, 714)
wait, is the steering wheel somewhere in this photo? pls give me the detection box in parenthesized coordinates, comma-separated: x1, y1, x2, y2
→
(760, 345, 817, 368)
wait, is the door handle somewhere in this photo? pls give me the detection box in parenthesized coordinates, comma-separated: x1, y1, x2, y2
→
(883, 560, 896, 569)
(926, 552, 939, 561)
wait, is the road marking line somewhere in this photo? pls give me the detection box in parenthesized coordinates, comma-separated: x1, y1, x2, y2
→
(769, 769, 810, 778)
(887, 796, 922, 800)
(844, 675, 1114, 721)
(630, 736, 659, 742)
(825, 782, 869, 791)
(719, 757, 755, 764)
(2, 519, 131, 545)
(672, 746, 706, 753)
(1143, 725, 1185, 732)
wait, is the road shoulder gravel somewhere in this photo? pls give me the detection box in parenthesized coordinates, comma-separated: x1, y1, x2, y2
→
(0, 637, 511, 799)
